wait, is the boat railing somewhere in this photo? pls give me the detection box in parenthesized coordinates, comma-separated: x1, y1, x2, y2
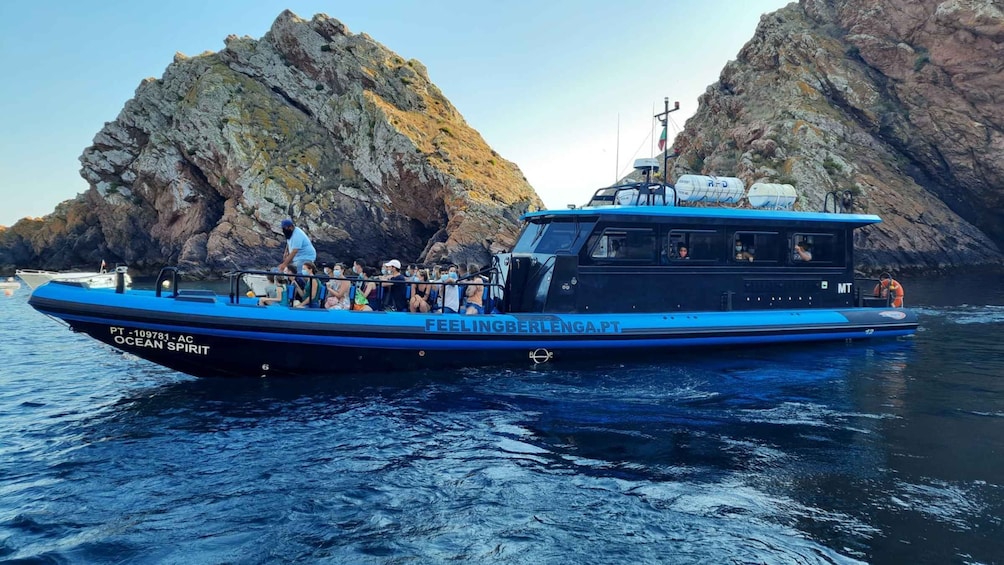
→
(823, 190, 855, 214)
(586, 182, 679, 207)
(155, 266, 180, 297)
(223, 267, 506, 313)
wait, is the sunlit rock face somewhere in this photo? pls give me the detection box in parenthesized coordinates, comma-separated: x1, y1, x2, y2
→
(671, 0, 1004, 271)
(2, 10, 541, 275)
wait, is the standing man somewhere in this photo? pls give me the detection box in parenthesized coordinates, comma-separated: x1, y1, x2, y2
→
(277, 218, 316, 274)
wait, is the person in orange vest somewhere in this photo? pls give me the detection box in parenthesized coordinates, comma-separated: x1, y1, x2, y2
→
(873, 273, 905, 308)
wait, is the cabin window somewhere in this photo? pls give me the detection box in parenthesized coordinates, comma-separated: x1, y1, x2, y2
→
(791, 232, 842, 265)
(589, 228, 656, 262)
(512, 222, 545, 253)
(664, 229, 721, 263)
(732, 231, 781, 263)
(513, 220, 591, 254)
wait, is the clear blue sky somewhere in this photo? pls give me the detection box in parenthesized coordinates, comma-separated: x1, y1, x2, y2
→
(0, 0, 791, 227)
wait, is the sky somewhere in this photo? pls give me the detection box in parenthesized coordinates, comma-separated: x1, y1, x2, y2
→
(0, 0, 792, 227)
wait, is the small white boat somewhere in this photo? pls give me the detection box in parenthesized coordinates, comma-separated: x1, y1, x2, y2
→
(242, 273, 271, 296)
(16, 267, 131, 290)
(0, 277, 21, 290)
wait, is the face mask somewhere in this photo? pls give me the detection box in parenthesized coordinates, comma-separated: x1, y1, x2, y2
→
(449, 272, 458, 280)
(283, 229, 293, 240)
(333, 270, 342, 277)
(735, 244, 742, 251)
(441, 274, 450, 282)
(301, 266, 309, 275)
(381, 268, 388, 275)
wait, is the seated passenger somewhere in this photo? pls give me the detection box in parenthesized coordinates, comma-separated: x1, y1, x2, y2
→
(735, 241, 754, 262)
(382, 259, 409, 312)
(324, 263, 351, 310)
(441, 265, 461, 313)
(293, 261, 322, 308)
(409, 269, 432, 313)
(258, 272, 287, 306)
(609, 240, 622, 258)
(464, 263, 485, 315)
(793, 242, 812, 261)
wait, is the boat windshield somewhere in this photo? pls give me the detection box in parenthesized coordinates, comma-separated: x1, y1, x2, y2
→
(512, 219, 593, 254)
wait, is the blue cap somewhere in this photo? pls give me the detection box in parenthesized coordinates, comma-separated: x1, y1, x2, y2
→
(280, 219, 294, 229)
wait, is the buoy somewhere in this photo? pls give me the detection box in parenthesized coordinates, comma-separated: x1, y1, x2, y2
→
(161, 280, 170, 288)
(246, 291, 255, 298)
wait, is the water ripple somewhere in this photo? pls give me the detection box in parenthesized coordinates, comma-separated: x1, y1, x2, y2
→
(2, 279, 1004, 563)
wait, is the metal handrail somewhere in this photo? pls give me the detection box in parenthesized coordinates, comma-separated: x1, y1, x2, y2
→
(226, 267, 506, 312)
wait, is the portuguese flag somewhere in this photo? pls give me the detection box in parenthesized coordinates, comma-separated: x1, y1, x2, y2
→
(658, 126, 667, 152)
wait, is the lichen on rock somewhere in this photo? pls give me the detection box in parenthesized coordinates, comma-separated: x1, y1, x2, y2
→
(1, 10, 541, 275)
(671, 0, 1004, 270)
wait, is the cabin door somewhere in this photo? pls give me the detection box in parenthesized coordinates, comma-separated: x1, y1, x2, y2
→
(544, 254, 579, 313)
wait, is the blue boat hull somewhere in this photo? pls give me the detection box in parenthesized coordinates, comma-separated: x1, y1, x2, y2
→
(29, 282, 918, 378)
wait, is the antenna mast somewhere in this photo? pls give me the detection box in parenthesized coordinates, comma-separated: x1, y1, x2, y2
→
(654, 97, 680, 183)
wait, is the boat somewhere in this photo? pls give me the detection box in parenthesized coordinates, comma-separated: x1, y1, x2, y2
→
(16, 264, 131, 290)
(0, 277, 20, 290)
(242, 272, 272, 296)
(27, 157, 918, 379)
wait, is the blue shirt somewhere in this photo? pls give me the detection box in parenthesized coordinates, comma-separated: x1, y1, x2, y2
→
(286, 227, 316, 265)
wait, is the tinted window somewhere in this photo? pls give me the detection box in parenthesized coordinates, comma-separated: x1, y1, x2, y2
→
(534, 220, 582, 253)
(512, 221, 544, 253)
(791, 232, 842, 265)
(589, 228, 656, 263)
(665, 229, 721, 263)
(732, 231, 781, 263)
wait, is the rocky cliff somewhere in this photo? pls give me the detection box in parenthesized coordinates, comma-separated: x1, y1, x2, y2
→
(0, 11, 542, 276)
(670, 0, 1004, 271)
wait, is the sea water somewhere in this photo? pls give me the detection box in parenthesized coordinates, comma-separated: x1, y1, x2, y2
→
(1, 273, 1002, 564)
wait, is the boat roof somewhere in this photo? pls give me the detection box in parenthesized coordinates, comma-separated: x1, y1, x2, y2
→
(523, 205, 882, 226)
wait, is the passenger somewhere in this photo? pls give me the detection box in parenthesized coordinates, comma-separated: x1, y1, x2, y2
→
(409, 269, 432, 313)
(382, 259, 409, 312)
(324, 263, 352, 310)
(441, 264, 461, 313)
(464, 263, 485, 315)
(794, 241, 812, 261)
(257, 271, 287, 306)
(609, 240, 621, 258)
(348, 260, 370, 311)
(292, 261, 322, 308)
(282, 265, 299, 306)
(374, 261, 394, 310)
(677, 246, 690, 260)
(873, 273, 905, 308)
(277, 218, 317, 274)
(735, 240, 754, 262)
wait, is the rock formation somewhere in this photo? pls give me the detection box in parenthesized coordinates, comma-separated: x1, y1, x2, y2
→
(0, 11, 542, 276)
(670, 0, 1004, 271)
